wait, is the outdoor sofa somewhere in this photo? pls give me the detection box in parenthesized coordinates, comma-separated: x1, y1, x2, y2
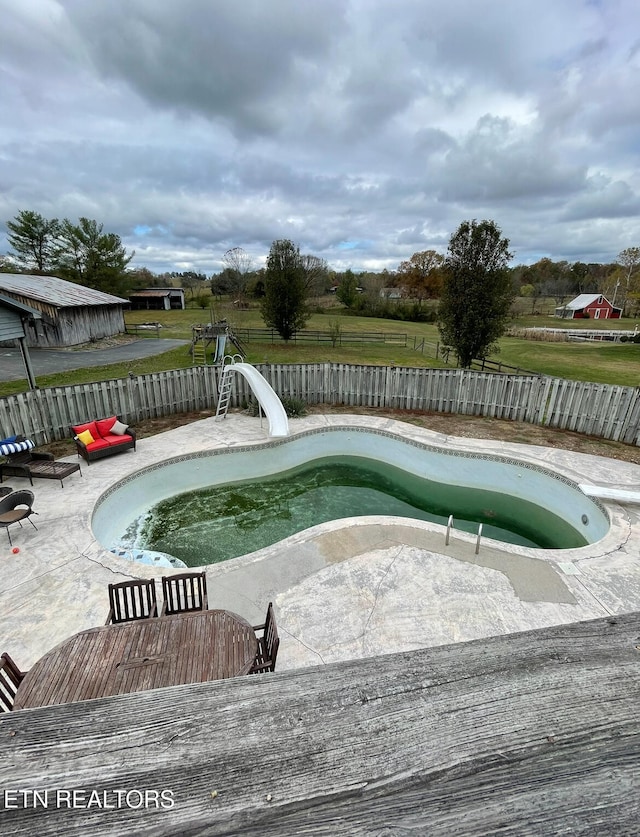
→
(71, 416, 136, 463)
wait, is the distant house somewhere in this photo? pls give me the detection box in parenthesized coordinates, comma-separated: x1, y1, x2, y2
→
(555, 293, 622, 320)
(380, 287, 403, 300)
(0, 273, 127, 347)
(129, 288, 185, 311)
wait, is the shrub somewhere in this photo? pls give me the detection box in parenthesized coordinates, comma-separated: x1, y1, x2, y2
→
(243, 395, 307, 417)
(242, 398, 260, 416)
(281, 396, 307, 417)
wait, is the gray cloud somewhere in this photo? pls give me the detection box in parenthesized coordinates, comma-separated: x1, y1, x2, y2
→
(1, 0, 639, 275)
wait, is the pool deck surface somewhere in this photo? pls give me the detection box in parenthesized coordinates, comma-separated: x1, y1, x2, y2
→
(1, 413, 639, 673)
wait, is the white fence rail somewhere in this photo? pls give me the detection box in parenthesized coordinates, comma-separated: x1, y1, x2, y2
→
(0, 363, 638, 446)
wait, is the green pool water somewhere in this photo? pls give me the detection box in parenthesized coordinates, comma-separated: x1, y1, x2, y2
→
(135, 455, 588, 566)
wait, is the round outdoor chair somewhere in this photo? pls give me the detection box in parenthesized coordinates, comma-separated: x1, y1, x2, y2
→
(0, 490, 38, 546)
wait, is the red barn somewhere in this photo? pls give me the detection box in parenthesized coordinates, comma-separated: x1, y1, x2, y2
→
(555, 293, 622, 320)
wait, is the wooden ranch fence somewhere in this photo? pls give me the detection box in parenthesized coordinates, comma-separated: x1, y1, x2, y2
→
(232, 327, 409, 346)
(0, 363, 639, 446)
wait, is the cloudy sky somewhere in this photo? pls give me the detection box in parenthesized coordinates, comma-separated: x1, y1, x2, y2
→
(1, 0, 639, 275)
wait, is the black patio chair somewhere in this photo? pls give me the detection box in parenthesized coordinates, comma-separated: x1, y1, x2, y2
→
(106, 579, 158, 625)
(0, 490, 38, 545)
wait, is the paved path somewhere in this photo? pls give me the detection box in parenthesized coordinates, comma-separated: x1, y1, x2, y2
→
(0, 339, 188, 381)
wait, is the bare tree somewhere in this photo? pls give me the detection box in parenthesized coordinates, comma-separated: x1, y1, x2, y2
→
(615, 247, 640, 313)
(222, 247, 253, 304)
(299, 254, 329, 299)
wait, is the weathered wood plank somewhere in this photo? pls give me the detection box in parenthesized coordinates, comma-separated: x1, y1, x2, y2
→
(0, 612, 638, 836)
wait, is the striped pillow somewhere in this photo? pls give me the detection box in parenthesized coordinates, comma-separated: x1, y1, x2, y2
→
(0, 439, 35, 456)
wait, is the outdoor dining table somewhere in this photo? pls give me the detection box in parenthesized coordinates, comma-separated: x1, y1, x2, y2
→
(13, 609, 258, 710)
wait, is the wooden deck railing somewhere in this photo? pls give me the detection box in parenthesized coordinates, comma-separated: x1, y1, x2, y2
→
(1, 611, 638, 835)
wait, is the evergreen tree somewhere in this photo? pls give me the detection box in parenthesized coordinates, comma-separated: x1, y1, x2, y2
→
(6, 210, 61, 273)
(56, 217, 133, 295)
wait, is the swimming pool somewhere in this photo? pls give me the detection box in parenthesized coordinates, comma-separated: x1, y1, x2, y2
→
(92, 426, 610, 566)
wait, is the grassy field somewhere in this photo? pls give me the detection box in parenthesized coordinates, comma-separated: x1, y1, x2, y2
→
(0, 297, 637, 397)
(127, 299, 640, 386)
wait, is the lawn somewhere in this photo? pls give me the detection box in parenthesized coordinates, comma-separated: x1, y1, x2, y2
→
(496, 338, 640, 385)
(0, 297, 637, 397)
(127, 299, 639, 386)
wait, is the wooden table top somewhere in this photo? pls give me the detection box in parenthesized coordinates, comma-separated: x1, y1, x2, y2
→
(14, 609, 258, 710)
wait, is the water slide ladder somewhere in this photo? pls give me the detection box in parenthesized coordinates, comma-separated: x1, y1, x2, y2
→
(215, 355, 242, 420)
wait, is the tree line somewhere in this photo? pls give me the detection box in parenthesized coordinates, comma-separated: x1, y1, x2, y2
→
(256, 222, 513, 368)
(3, 209, 638, 368)
(4, 209, 637, 317)
(3, 210, 133, 297)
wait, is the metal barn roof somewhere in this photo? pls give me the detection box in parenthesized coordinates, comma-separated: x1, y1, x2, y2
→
(0, 274, 127, 308)
(129, 289, 183, 297)
(565, 293, 606, 309)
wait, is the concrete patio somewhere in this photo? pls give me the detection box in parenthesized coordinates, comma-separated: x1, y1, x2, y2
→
(1, 412, 639, 673)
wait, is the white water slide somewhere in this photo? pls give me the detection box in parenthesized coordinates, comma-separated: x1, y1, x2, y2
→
(217, 362, 289, 437)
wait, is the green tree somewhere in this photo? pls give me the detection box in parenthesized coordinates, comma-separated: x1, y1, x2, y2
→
(173, 270, 206, 299)
(0, 255, 17, 273)
(336, 269, 359, 309)
(56, 217, 133, 295)
(6, 210, 61, 273)
(260, 239, 310, 340)
(438, 219, 513, 368)
(127, 266, 160, 290)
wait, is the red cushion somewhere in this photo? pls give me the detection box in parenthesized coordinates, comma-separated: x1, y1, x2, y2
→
(95, 417, 117, 438)
(101, 433, 132, 447)
(72, 421, 99, 440)
(85, 438, 111, 451)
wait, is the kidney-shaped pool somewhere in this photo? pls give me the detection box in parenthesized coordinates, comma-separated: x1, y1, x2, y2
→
(92, 426, 610, 567)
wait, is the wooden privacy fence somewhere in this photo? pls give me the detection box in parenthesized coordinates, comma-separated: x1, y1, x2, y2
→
(0, 363, 639, 446)
(0, 367, 220, 445)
